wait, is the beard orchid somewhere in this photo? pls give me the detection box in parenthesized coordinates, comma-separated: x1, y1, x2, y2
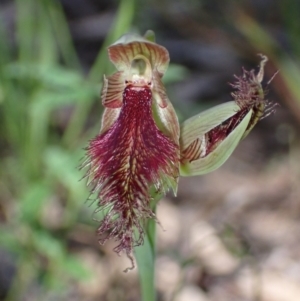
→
(83, 31, 275, 271)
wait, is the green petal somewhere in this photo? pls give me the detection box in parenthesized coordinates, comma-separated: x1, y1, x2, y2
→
(100, 107, 121, 135)
(180, 104, 252, 176)
(180, 101, 241, 149)
(151, 70, 180, 146)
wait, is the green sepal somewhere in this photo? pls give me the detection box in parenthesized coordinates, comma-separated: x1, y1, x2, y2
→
(180, 101, 240, 149)
(180, 103, 252, 176)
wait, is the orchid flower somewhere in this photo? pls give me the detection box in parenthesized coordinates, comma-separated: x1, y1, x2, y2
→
(83, 31, 275, 271)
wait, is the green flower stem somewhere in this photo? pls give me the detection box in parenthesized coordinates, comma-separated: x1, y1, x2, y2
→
(135, 217, 157, 301)
(134, 193, 162, 301)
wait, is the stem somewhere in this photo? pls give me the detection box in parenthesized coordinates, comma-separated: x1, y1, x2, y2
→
(134, 213, 157, 301)
(135, 192, 162, 301)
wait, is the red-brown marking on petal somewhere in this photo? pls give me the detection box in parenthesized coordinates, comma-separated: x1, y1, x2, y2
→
(204, 107, 249, 154)
(85, 85, 179, 270)
(180, 138, 201, 163)
(180, 107, 249, 163)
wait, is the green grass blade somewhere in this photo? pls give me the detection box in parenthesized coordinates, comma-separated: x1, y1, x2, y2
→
(46, 0, 81, 69)
(134, 220, 157, 301)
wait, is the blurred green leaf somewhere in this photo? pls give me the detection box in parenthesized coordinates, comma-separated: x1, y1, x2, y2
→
(61, 255, 92, 281)
(44, 147, 85, 193)
(0, 229, 21, 252)
(32, 230, 64, 259)
(19, 183, 51, 223)
(5, 64, 85, 89)
(164, 64, 189, 84)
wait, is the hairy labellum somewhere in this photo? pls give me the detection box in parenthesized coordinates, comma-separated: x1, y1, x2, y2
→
(84, 32, 180, 271)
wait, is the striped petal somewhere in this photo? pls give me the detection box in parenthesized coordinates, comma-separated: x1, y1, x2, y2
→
(108, 33, 169, 75)
(180, 103, 252, 176)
